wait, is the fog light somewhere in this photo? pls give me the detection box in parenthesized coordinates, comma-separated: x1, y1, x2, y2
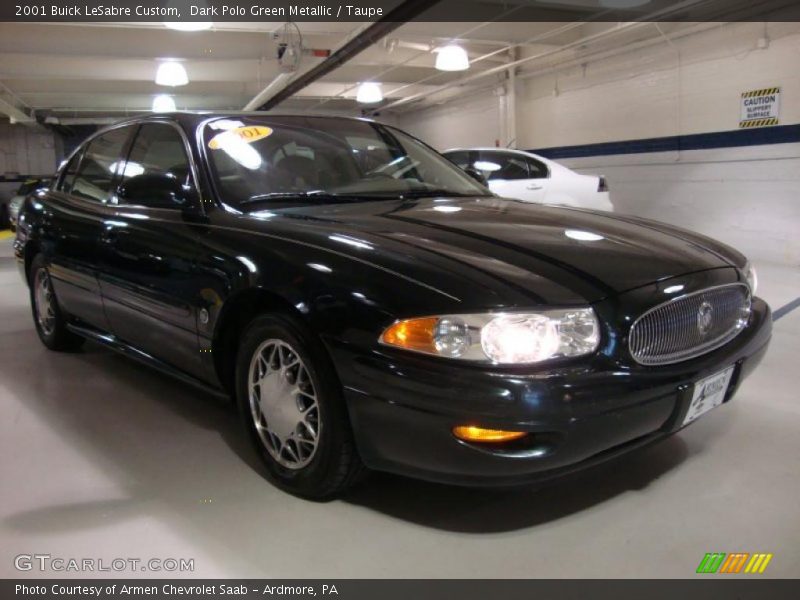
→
(453, 425, 527, 443)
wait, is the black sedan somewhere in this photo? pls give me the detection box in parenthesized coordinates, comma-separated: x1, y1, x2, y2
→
(14, 113, 771, 498)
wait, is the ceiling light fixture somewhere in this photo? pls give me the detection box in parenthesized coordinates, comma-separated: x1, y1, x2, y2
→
(152, 94, 176, 113)
(435, 44, 470, 71)
(164, 22, 213, 31)
(155, 61, 189, 86)
(356, 82, 383, 104)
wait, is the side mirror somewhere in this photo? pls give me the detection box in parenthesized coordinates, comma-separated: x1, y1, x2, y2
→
(464, 166, 488, 187)
(117, 173, 196, 208)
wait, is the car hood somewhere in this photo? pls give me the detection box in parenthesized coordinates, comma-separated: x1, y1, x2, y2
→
(239, 196, 739, 305)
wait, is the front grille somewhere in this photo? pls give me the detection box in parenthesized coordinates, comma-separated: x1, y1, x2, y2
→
(629, 284, 751, 366)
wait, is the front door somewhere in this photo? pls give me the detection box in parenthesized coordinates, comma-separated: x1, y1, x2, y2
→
(97, 122, 206, 380)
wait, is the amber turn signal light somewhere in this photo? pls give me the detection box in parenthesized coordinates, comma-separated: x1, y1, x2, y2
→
(380, 317, 439, 353)
(453, 425, 527, 443)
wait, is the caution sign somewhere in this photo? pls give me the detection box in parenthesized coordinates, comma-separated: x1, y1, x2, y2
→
(740, 87, 780, 128)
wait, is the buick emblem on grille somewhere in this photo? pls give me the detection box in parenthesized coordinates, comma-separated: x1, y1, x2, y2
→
(697, 301, 714, 335)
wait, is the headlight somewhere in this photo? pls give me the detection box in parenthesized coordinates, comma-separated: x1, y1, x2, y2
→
(379, 309, 600, 364)
(744, 261, 757, 296)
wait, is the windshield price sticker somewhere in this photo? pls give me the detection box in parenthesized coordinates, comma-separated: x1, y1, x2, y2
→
(209, 126, 273, 149)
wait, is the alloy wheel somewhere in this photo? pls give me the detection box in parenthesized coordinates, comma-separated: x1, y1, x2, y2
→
(34, 268, 57, 336)
(247, 339, 321, 469)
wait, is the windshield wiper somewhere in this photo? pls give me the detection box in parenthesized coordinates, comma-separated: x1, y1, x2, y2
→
(240, 189, 488, 206)
(240, 190, 339, 205)
(398, 189, 486, 199)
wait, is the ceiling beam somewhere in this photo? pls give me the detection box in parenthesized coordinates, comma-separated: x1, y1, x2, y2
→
(252, 0, 442, 111)
(0, 81, 36, 124)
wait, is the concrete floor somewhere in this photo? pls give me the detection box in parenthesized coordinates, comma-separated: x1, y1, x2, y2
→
(0, 235, 798, 579)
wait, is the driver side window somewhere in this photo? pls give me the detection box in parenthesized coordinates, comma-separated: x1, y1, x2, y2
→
(116, 123, 192, 208)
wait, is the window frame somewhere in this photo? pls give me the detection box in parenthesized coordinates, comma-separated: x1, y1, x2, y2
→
(57, 123, 137, 202)
(112, 120, 202, 211)
(196, 116, 492, 209)
(523, 155, 551, 180)
(56, 147, 85, 194)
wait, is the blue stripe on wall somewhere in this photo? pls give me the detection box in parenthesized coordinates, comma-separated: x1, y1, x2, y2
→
(530, 124, 800, 160)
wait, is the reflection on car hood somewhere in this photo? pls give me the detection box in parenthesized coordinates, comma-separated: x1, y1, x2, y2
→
(241, 196, 739, 304)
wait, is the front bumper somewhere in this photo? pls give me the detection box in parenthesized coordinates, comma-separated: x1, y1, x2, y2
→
(329, 297, 771, 486)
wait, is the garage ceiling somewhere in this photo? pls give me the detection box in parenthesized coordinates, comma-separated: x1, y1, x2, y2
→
(0, 0, 784, 124)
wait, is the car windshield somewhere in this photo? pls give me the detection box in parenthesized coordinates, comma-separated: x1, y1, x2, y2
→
(202, 116, 490, 208)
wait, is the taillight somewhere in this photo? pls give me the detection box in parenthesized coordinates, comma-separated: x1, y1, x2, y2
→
(598, 176, 609, 193)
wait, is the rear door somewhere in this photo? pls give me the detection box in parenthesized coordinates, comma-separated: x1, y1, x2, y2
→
(45, 125, 135, 330)
(97, 121, 207, 380)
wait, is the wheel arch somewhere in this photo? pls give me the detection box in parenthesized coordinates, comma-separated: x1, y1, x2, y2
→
(211, 287, 311, 395)
(23, 239, 41, 286)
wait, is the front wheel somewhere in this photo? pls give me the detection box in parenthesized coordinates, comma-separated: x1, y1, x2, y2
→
(235, 313, 366, 499)
(29, 255, 84, 351)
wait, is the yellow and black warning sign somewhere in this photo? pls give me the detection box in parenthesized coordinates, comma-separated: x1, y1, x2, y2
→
(740, 118, 779, 129)
(740, 87, 780, 128)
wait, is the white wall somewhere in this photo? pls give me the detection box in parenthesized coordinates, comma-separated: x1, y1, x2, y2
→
(517, 22, 800, 147)
(563, 145, 800, 266)
(395, 86, 501, 151)
(516, 21, 800, 266)
(392, 22, 800, 266)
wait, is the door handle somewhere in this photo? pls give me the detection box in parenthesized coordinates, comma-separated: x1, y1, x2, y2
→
(526, 183, 544, 190)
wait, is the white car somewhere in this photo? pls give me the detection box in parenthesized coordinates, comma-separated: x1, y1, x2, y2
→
(443, 148, 613, 211)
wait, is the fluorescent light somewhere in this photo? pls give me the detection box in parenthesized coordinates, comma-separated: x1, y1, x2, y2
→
(307, 263, 333, 273)
(236, 256, 258, 274)
(329, 234, 373, 250)
(435, 45, 469, 71)
(155, 61, 189, 86)
(356, 82, 383, 104)
(212, 132, 263, 170)
(473, 160, 501, 172)
(152, 94, 176, 113)
(109, 161, 145, 177)
(565, 229, 604, 242)
(164, 22, 213, 31)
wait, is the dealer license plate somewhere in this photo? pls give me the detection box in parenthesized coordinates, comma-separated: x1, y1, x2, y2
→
(682, 366, 735, 426)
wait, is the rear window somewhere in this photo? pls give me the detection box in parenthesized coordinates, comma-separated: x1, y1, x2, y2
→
(68, 126, 134, 203)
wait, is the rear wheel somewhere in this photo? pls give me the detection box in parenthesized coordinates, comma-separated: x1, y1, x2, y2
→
(29, 255, 84, 351)
(235, 313, 366, 499)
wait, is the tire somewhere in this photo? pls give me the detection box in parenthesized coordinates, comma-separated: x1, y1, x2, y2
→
(29, 254, 85, 351)
(0, 204, 9, 230)
(235, 313, 366, 499)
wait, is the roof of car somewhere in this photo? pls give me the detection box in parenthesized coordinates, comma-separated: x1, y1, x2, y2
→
(442, 147, 555, 164)
(444, 147, 539, 155)
(108, 111, 378, 129)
